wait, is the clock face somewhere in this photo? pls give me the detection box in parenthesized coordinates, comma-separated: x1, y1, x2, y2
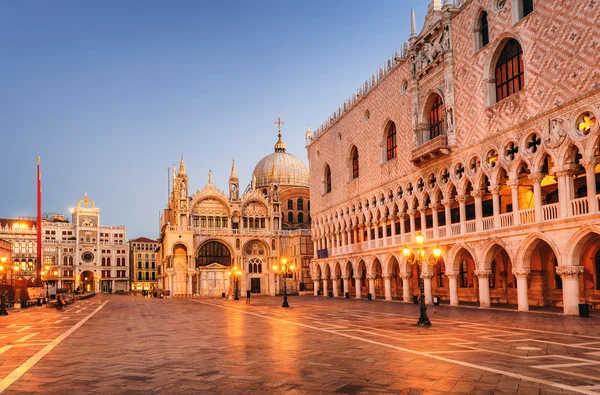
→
(81, 252, 94, 263)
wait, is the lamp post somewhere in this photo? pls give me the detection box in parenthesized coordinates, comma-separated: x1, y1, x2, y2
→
(227, 266, 242, 300)
(0, 257, 8, 316)
(272, 258, 295, 308)
(402, 234, 441, 327)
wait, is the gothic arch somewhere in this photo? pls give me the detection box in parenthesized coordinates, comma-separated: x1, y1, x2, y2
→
(483, 33, 526, 106)
(480, 237, 514, 271)
(448, 242, 477, 272)
(564, 225, 600, 267)
(515, 232, 562, 270)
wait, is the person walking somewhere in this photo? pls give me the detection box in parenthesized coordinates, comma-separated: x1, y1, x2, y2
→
(246, 290, 251, 304)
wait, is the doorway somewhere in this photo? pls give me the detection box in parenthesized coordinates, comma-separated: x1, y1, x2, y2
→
(251, 278, 261, 293)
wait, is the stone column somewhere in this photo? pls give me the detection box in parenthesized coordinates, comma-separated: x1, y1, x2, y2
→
(472, 190, 484, 231)
(332, 276, 339, 297)
(366, 222, 372, 243)
(446, 271, 459, 306)
(390, 215, 397, 240)
(581, 159, 598, 213)
(456, 195, 467, 234)
(421, 272, 433, 304)
(342, 275, 350, 296)
(556, 266, 584, 316)
(368, 275, 376, 298)
(401, 273, 411, 303)
(383, 274, 392, 301)
(399, 212, 406, 238)
(382, 220, 388, 245)
(475, 270, 492, 308)
(322, 276, 328, 297)
(419, 207, 427, 234)
(489, 185, 502, 228)
(312, 277, 320, 296)
(513, 269, 530, 312)
(529, 173, 544, 222)
(354, 275, 362, 299)
(431, 204, 439, 238)
(507, 179, 520, 225)
(408, 209, 416, 241)
(442, 199, 452, 236)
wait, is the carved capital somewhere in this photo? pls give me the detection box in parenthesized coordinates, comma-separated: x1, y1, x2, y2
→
(321, 275, 329, 281)
(420, 272, 434, 279)
(400, 273, 412, 280)
(555, 266, 584, 279)
(580, 158, 599, 170)
(506, 179, 520, 188)
(429, 203, 440, 210)
(445, 271, 458, 279)
(312, 276, 321, 282)
(528, 173, 545, 184)
(407, 209, 417, 216)
(488, 185, 503, 194)
(456, 194, 467, 203)
(441, 199, 453, 207)
(382, 273, 392, 279)
(471, 190, 485, 198)
(341, 275, 350, 281)
(353, 275, 362, 280)
(474, 269, 492, 278)
(366, 275, 377, 280)
(512, 268, 530, 278)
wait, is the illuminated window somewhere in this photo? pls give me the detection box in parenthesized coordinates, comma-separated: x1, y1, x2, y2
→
(429, 94, 445, 139)
(495, 39, 524, 102)
(386, 122, 397, 161)
(324, 165, 332, 193)
(351, 146, 359, 179)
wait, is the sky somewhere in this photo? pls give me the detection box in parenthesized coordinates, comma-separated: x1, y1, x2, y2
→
(0, 0, 429, 239)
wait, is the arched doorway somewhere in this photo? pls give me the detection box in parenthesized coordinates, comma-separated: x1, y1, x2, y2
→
(484, 244, 515, 305)
(372, 258, 384, 299)
(389, 256, 402, 299)
(80, 271, 94, 293)
(172, 244, 189, 296)
(525, 238, 560, 307)
(453, 248, 478, 303)
(197, 241, 232, 297)
(355, 260, 367, 298)
(334, 262, 342, 297)
(432, 258, 447, 300)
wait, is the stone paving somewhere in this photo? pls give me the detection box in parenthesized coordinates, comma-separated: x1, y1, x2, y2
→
(1, 294, 600, 394)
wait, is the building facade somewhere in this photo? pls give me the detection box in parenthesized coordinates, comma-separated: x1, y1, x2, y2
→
(307, 0, 600, 315)
(0, 194, 128, 293)
(129, 237, 159, 293)
(158, 125, 312, 297)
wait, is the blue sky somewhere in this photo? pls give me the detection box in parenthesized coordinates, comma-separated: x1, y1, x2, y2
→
(0, 0, 429, 238)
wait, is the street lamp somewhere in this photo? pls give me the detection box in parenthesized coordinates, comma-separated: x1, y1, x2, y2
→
(0, 256, 8, 316)
(402, 234, 441, 327)
(272, 258, 295, 308)
(227, 266, 242, 300)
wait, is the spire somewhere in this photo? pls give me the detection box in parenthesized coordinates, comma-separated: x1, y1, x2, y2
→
(230, 158, 238, 181)
(273, 113, 287, 153)
(410, 8, 417, 38)
(179, 154, 186, 176)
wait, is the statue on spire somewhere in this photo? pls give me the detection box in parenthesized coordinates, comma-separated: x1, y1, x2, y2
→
(208, 169, 213, 184)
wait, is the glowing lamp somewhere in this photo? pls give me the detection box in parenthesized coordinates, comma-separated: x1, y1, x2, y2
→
(415, 234, 424, 245)
(0, 265, 3, 272)
(433, 247, 442, 258)
(0, 257, 6, 264)
(290, 265, 295, 271)
(272, 265, 278, 271)
(14, 265, 20, 272)
(281, 258, 287, 265)
(402, 247, 411, 257)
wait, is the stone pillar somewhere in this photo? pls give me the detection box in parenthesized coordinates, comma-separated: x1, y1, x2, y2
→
(382, 220, 387, 244)
(457, 195, 467, 234)
(312, 277, 320, 296)
(419, 207, 427, 234)
(354, 275, 362, 299)
(472, 190, 484, 231)
(322, 276, 328, 297)
(556, 266, 584, 316)
(342, 276, 350, 296)
(508, 180, 520, 225)
(431, 204, 439, 238)
(421, 272, 433, 304)
(408, 209, 416, 241)
(332, 276, 339, 297)
(581, 159, 598, 213)
(489, 185, 502, 228)
(383, 274, 392, 301)
(399, 212, 406, 237)
(390, 215, 397, 240)
(442, 199, 452, 236)
(529, 173, 544, 222)
(401, 273, 411, 303)
(475, 270, 492, 308)
(446, 271, 459, 306)
(368, 275, 376, 298)
(513, 269, 530, 312)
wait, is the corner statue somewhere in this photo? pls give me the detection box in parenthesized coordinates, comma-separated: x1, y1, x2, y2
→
(209, 170, 213, 184)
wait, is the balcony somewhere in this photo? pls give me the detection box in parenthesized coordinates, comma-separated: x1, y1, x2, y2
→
(410, 135, 449, 165)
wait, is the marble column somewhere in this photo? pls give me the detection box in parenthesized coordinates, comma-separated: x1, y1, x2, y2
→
(442, 199, 452, 236)
(581, 159, 598, 213)
(489, 185, 502, 228)
(528, 173, 544, 222)
(399, 212, 406, 238)
(368, 275, 376, 298)
(383, 274, 392, 301)
(513, 269, 530, 312)
(472, 190, 484, 231)
(419, 207, 427, 235)
(382, 220, 388, 245)
(431, 204, 439, 238)
(312, 277, 320, 296)
(556, 266, 584, 316)
(332, 276, 339, 297)
(446, 271, 459, 306)
(421, 272, 433, 305)
(342, 276, 350, 296)
(456, 195, 467, 234)
(475, 270, 492, 308)
(354, 275, 362, 299)
(408, 209, 416, 241)
(507, 180, 520, 225)
(322, 276, 328, 297)
(401, 273, 411, 303)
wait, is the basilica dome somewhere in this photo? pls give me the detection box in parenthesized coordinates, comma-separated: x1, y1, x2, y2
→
(252, 132, 309, 189)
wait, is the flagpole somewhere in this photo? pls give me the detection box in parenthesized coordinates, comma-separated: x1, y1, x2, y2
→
(36, 157, 42, 284)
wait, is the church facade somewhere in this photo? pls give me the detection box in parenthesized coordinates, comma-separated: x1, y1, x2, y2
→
(158, 124, 312, 297)
(307, 0, 600, 315)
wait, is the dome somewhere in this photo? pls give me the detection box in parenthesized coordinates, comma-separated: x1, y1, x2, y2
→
(252, 132, 309, 189)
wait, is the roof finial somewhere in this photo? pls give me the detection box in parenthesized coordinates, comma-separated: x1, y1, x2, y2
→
(410, 8, 417, 38)
(273, 113, 287, 153)
(179, 154, 186, 175)
(230, 158, 238, 180)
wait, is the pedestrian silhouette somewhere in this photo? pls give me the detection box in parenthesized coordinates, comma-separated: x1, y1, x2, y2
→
(246, 290, 251, 304)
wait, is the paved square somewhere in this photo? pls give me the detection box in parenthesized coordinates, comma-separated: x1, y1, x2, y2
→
(1, 295, 600, 394)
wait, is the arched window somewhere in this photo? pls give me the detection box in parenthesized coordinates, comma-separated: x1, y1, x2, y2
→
(324, 165, 332, 193)
(429, 94, 446, 139)
(197, 241, 232, 267)
(288, 212, 294, 223)
(386, 122, 397, 161)
(351, 146, 359, 179)
(258, 263, 262, 273)
(69, 256, 73, 266)
(495, 39, 523, 102)
(298, 213, 304, 223)
(116, 257, 121, 266)
(297, 198, 304, 211)
(63, 256, 68, 265)
(101, 257, 106, 266)
(249, 264, 253, 273)
(287, 200, 293, 210)
(480, 11, 489, 48)
(514, 0, 534, 21)
(107, 257, 111, 266)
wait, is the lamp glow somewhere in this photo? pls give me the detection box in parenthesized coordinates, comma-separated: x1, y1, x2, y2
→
(415, 234, 424, 245)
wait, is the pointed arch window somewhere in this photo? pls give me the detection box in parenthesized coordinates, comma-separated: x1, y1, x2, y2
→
(351, 147, 359, 179)
(324, 165, 332, 193)
(386, 122, 397, 161)
(429, 94, 446, 139)
(298, 212, 304, 223)
(287, 200, 293, 210)
(495, 38, 524, 102)
(480, 11, 489, 47)
(297, 198, 304, 211)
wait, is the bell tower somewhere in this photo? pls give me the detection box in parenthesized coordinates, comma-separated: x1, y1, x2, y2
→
(229, 158, 239, 201)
